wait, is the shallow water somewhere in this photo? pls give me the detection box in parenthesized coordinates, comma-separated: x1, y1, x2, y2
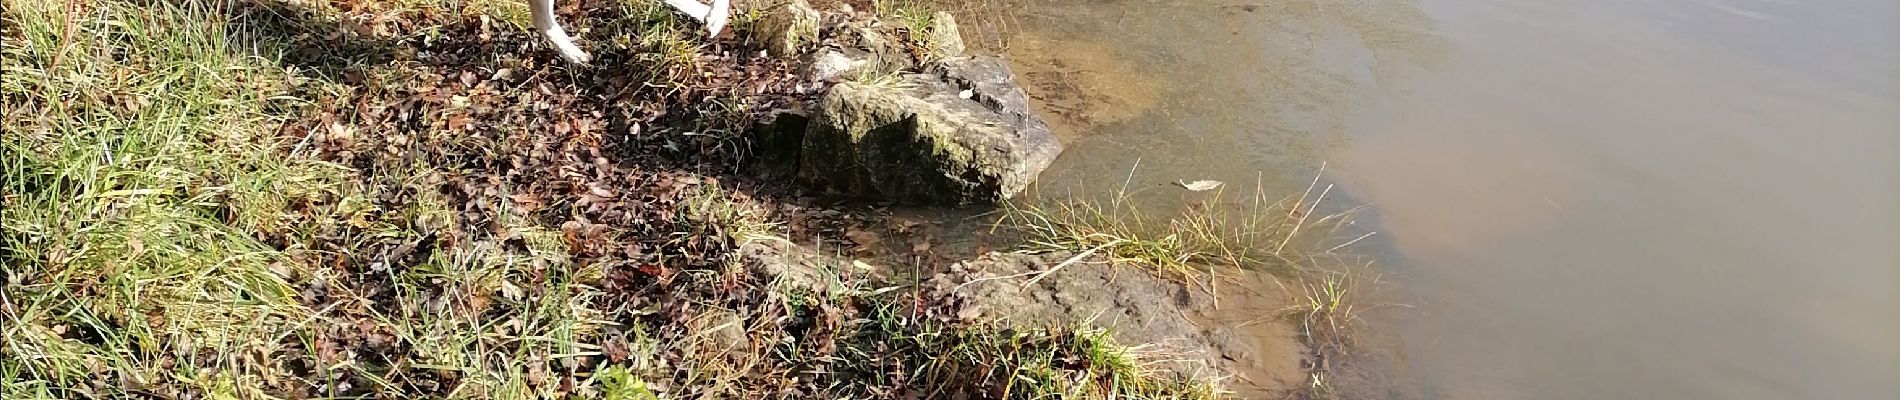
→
(973, 0, 1900, 398)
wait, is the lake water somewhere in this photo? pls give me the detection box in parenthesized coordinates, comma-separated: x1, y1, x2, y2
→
(961, 0, 1900, 398)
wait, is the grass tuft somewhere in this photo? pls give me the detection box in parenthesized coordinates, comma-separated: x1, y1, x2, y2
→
(683, 181, 780, 245)
(998, 164, 1367, 281)
(995, 163, 1390, 399)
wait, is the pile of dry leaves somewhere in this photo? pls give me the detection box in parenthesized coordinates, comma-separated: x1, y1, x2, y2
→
(238, 0, 1010, 397)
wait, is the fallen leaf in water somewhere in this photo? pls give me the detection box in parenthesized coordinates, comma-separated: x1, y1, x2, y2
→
(1175, 180, 1224, 191)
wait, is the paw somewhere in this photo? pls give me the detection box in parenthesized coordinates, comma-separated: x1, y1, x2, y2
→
(543, 29, 592, 65)
(555, 44, 593, 64)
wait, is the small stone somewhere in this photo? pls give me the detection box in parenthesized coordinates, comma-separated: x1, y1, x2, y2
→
(926, 11, 966, 58)
(805, 49, 862, 82)
(750, 0, 821, 57)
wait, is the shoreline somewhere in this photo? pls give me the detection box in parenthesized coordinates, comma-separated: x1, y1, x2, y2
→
(0, 0, 1394, 398)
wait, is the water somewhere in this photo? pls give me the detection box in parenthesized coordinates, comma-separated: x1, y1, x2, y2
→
(968, 0, 1900, 398)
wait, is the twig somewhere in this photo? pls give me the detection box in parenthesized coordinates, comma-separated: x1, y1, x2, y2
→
(1276, 183, 1331, 255)
(948, 240, 1120, 294)
(1276, 163, 1326, 258)
(1021, 239, 1121, 288)
(1325, 232, 1376, 253)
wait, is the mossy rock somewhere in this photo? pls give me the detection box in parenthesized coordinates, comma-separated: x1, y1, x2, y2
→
(798, 57, 1061, 204)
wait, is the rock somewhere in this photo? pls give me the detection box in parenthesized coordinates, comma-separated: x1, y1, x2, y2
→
(920, 251, 1304, 388)
(934, 56, 1037, 120)
(844, 23, 892, 54)
(801, 20, 915, 82)
(750, 108, 809, 165)
(798, 55, 1062, 204)
(690, 308, 753, 362)
(803, 48, 872, 82)
(738, 239, 844, 293)
(750, 0, 821, 57)
(925, 11, 965, 58)
(843, 21, 916, 72)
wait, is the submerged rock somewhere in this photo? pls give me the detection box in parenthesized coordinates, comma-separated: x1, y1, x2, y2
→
(798, 55, 1061, 204)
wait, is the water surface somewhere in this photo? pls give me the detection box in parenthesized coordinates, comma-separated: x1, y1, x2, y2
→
(973, 0, 1900, 398)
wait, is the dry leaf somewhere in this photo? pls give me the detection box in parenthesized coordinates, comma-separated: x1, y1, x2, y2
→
(1175, 179, 1224, 191)
(844, 229, 880, 247)
(446, 114, 472, 131)
(509, 193, 544, 212)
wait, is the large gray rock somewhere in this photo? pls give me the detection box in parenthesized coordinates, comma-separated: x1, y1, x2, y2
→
(798, 56, 1062, 204)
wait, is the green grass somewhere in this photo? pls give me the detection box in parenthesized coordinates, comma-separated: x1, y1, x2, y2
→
(873, 0, 958, 62)
(1, 0, 345, 397)
(998, 167, 1368, 280)
(0, 0, 616, 397)
(365, 240, 609, 398)
(620, 0, 709, 89)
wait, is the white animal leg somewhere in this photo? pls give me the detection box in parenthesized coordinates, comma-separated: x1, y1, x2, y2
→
(662, 0, 712, 20)
(530, 0, 592, 64)
(705, 0, 730, 37)
(662, 0, 731, 37)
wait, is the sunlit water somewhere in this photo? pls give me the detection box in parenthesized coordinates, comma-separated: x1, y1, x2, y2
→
(968, 0, 1900, 398)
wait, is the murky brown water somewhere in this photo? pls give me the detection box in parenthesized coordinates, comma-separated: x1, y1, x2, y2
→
(968, 0, 1900, 398)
